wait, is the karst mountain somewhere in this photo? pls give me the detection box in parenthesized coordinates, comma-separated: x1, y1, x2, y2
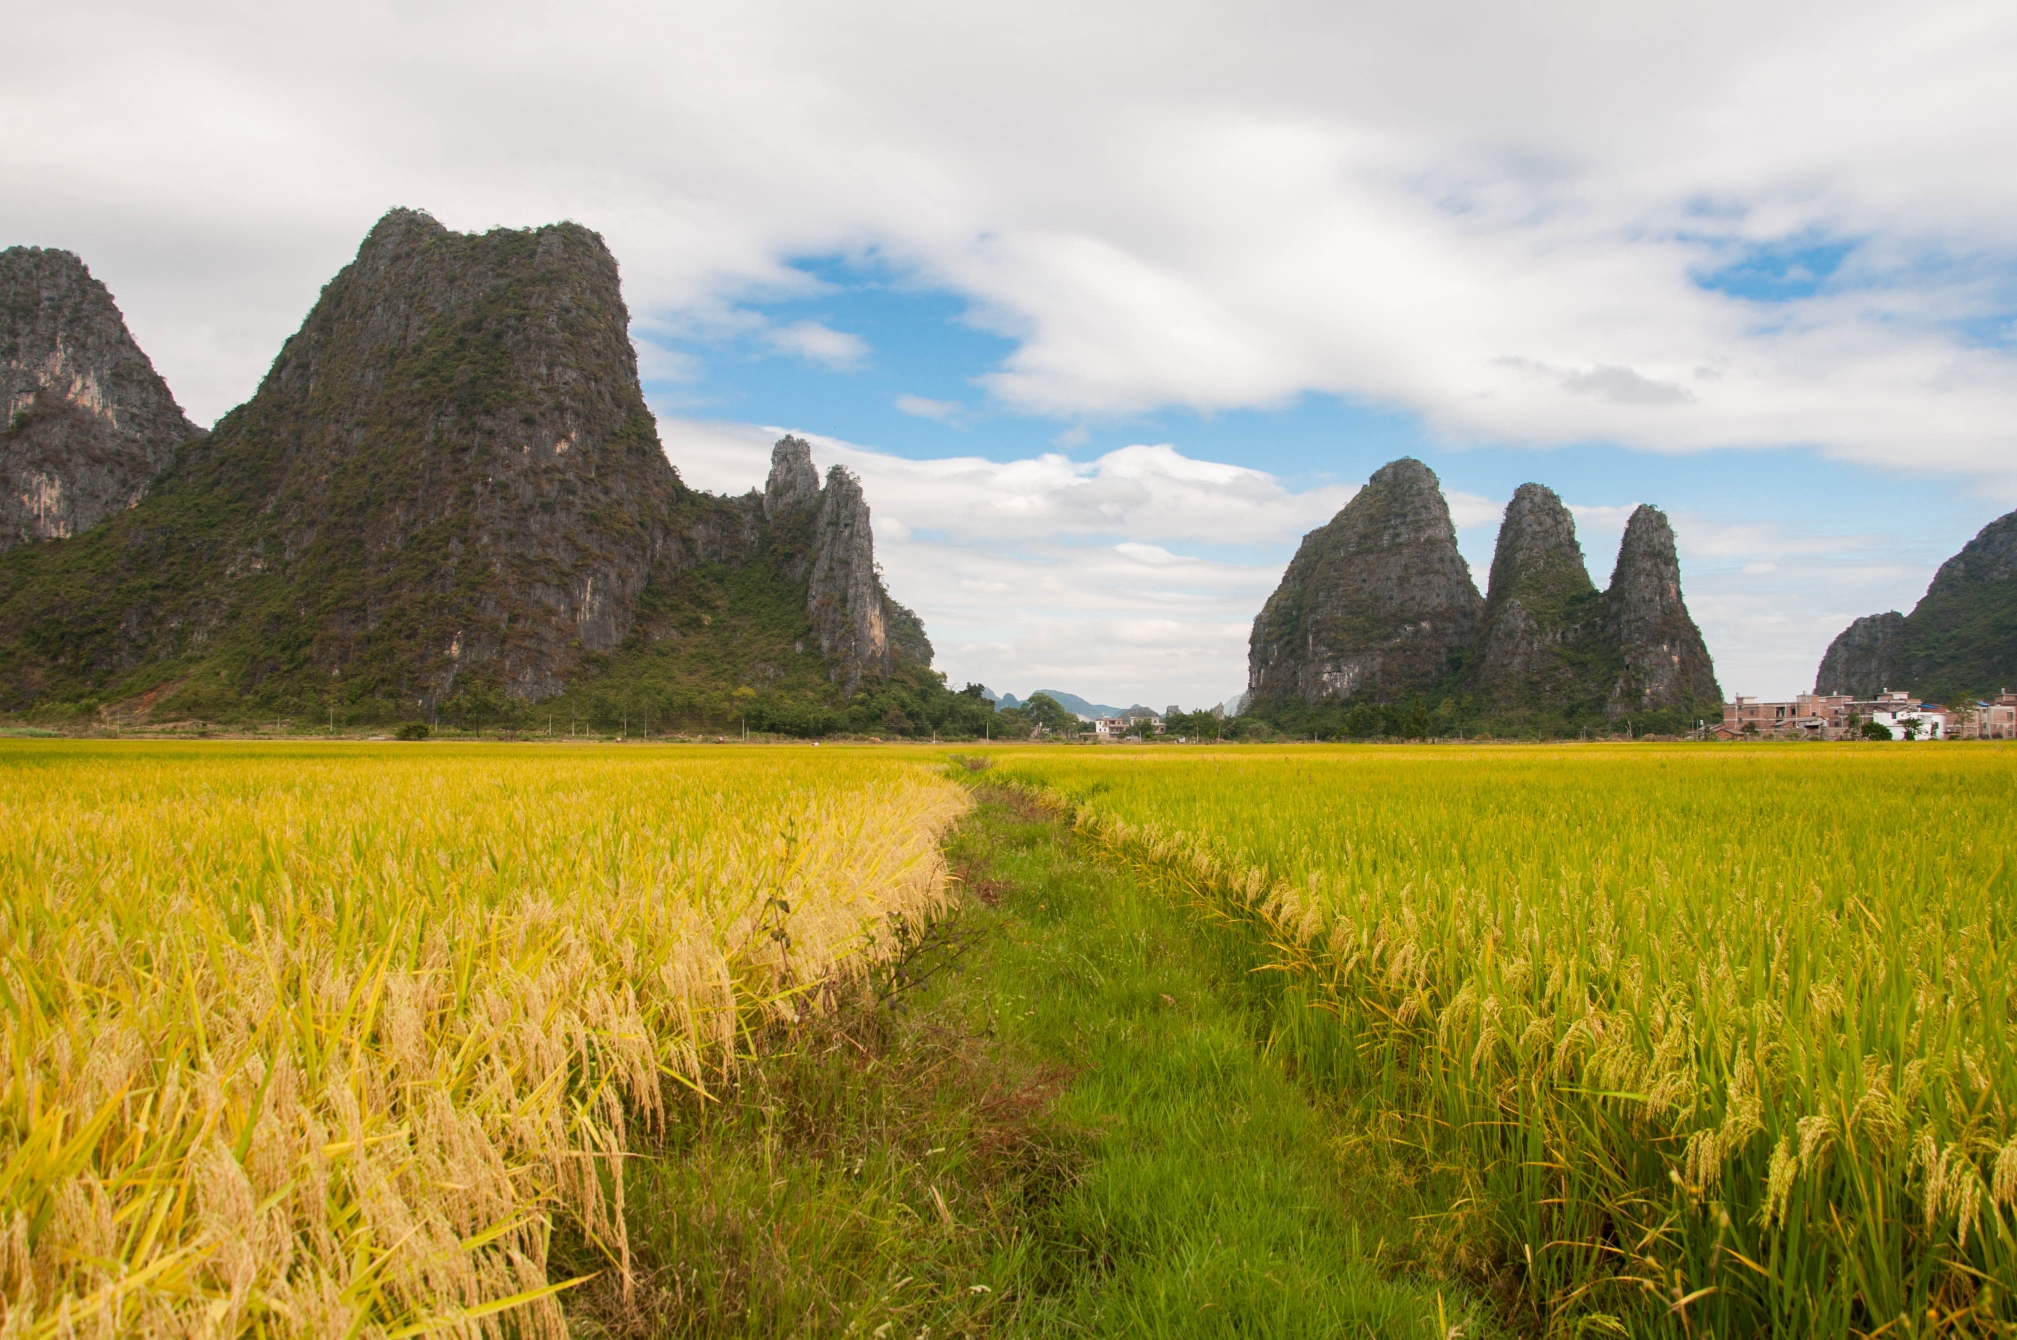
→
(2, 247, 203, 550)
(1247, 458, 1720, 734)
(0, 210, 949, 733)
(1815, 508, 2017, 703)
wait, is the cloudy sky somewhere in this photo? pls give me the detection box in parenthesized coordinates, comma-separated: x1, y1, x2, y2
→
(9, 0, 2016, 708)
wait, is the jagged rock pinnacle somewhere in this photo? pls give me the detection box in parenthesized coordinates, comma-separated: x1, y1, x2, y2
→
(755, 435, 929, 692)
(1, 247, 201, 550)
(0, 209, 690, 706)
(764, 435, 821, 519)
(1604, 504, 1720, 717)
(0, 212, 945, 720)
(807, 465, 890, 694)
(1466, 483, 1609, 712)
(1484, 484, 1593, 607)
(1248, 468, 1722, 727)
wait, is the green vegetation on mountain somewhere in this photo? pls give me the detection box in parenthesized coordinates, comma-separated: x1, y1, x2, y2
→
(0, 211, 988, 738)
(1244, 465, 1720, 739)
(1, 246, 202, 550)
(1818, 509, 2017, 703)
(1903, 575, 2017, 703)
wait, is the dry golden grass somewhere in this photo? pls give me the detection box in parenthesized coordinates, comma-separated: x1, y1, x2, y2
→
(0, 742, 968, 1338)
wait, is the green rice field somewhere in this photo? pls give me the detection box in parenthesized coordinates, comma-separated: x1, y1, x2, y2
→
(3, 738, 2012, 1336)
(995, 743, 2017, 1335)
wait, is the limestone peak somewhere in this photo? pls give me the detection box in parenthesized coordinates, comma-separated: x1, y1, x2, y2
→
(1482, 483, 1594, 608)
(1604, 505, 1720, 718)
(1, 245, 201, 550)
(1247, 455, 1481, 705)
(1816, 505, 2017, 702)
(764, 435, 821, 518)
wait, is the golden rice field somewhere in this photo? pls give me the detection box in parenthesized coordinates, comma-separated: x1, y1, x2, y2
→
(994, 743, 2017, 1337)
(0, 742, 968, 1339)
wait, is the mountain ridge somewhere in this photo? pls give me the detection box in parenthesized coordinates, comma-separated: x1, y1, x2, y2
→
(1815, 508, 2017, 702)
(1248, 457, 1482, 706)
(1245, 459, 1720, 735)
(2, 246, 203, 550)
(0, 210, 987, 738)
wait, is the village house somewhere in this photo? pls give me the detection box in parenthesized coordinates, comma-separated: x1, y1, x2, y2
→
(1089, 712, 1167, 740)
(1717, 689, 2017, 740)
(1948, 694, 2017, 739)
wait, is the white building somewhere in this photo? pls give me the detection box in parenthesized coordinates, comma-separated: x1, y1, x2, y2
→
(1717, 689, 2017, 740)
(1868, 706, 1946, 740)
(1090, 713, 1165, 739)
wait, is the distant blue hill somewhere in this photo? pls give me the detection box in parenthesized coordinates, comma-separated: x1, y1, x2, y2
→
(982, 687, 1242, 719)
(1022, 689, 1154, 720)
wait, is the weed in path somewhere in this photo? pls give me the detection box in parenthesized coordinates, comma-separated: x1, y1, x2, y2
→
(569, 787, 1498, 1339)
(944, 788, 1500, 1339)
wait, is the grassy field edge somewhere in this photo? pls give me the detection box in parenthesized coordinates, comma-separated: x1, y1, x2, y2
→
(566, 782, 1497, 1338)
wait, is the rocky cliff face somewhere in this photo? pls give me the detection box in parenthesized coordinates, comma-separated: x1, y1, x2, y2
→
(1465, 490, 1717, 720)
(1466, 483, 1614, 713)
(1, 247, 200, 551)
(122, 207, 689, 702)
(1248, 461, 1720, 729)
(1926, 510, 2017, 593)
(1247, 457, 1481, 703)
(807, 466, 890, 694)
(0, 214, 930, 716)
(1814, 611, 1907, 698)
(1603, 505, 1721, 717)
(764, 434, 821, 518)
(761, 435, 931, 693)
(1816, 508, 2017, 702)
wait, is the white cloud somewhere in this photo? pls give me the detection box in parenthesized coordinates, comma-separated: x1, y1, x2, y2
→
(12, 0, 2013, 704)
(1505, 360, 1697, 407)
(895, 393, 960, 419)
(658, 414, 1956, 704)
(9, 0, 2016, 496)
(764, 320, 868, 369)
(631, 338, 699, 382)
(1444, 490, 1505, 531)
(655, 414, 1348, 705)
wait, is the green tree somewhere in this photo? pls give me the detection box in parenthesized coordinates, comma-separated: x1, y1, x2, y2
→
(1022, 693, 1081, 737)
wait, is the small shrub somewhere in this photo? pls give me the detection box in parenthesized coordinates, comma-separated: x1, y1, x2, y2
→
(395, 721, 431, 740)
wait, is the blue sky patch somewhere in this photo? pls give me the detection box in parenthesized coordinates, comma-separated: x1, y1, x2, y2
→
(639, 252, 1997, 575)
(1693, 235, 1856, 302)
